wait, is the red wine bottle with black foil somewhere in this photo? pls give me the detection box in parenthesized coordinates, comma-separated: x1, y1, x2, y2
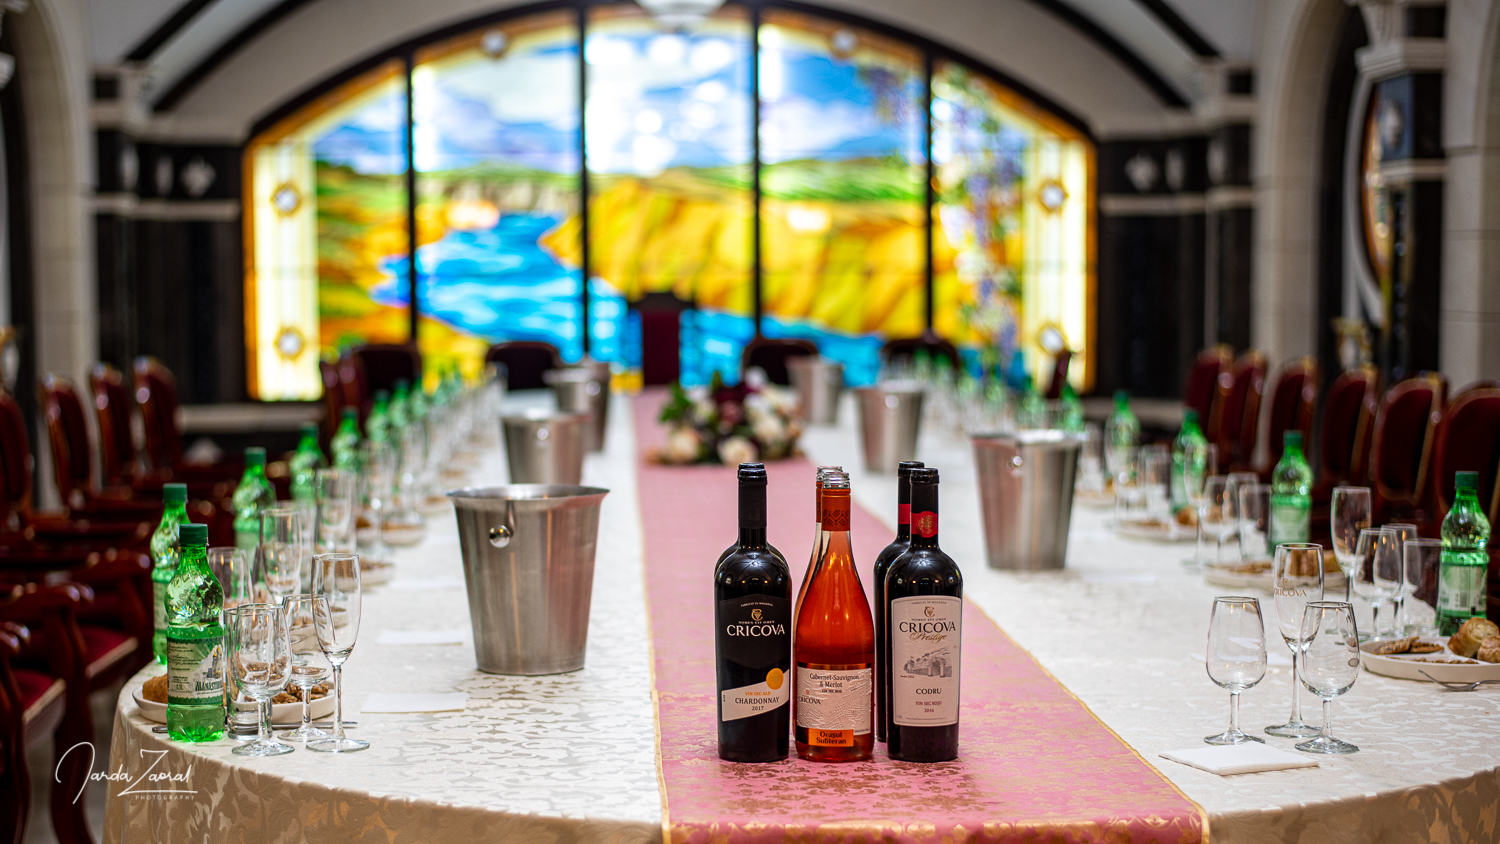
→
(885, 467, 962, 762)
(873, 460, 923, 742)
(715, 463, 791, 762)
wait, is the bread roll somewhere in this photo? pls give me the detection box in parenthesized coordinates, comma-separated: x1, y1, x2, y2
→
(1476, 638, 1500, 664)
(142, 673, 169, 704)
(1447, 617, 1500, 658)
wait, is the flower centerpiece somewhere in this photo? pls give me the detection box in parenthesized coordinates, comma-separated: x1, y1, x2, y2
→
(655, 374, 802, 465)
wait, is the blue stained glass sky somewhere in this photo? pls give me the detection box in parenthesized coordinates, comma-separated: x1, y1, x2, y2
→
(312, 87, 408, 175)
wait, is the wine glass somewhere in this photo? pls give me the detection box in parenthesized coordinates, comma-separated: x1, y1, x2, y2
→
(1384, 523, 1418, 633)
(1295, 601, 1361, 754)
(1200, 476, 1238, 566)
(1238, 483, 1272, 561)
(1183, 444, 1215, 567)
(209, 548, 253, 610)
(1266, 542, 1325, 738)
(1204, 596, 1267, 745)
(360, 441, 395, 562)
(1353, 528, 1400, 640)
(278, 594, 332, 742)
(1403, 538, 1444, 637)
(1224, 471, 1258, 548)
(258, 508, 305, 605)
(308, 553, 369, 753)
(1330, 487, 1372, 602)
(224, 603, 294, 757)
(315, 469, 356, 553)
(1110, 445, 1139, 525)
(1140, 445, 1172, 525)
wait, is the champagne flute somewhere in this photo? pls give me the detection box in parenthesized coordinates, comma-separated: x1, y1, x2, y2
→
(1330, 487, 1371, 603)
(1237, 483, 1272, 561)
(1295, 601, 1361, 754)
(308, 553, 369, 753)
(225, 603, 294, 757)
(1383, 523, 1418, 633)
(315, 469, 356, 553)
(1204, 596, 1267, 745)
(1225, 471, 1258, 550)
(1200, 476, 1238, 566)
(278, 594, 332, 742)
(1353, 528, 1400, 640)
(1266, 542, 1325, 738)
(258, 508, 305, 605)
(1403, 538, 1444, 637)
(360, 441, 395, 562)
(209, 548, 253, 610)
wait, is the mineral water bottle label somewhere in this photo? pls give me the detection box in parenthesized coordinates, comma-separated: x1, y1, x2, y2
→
(890, 596, 961, 727)
(153, 580, 169, 633)
(1437, 555, 1487, 615)
(167, 635, 225, 705)
(795, 665, 871, 746)
(1269, 496, 1310, 545)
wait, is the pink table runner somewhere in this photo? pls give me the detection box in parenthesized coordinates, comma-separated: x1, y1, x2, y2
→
(635, 392, 1205, 844)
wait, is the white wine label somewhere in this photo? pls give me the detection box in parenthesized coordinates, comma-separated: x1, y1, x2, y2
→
(795, 666, 871, 745)
(167, 635, 225, 705)
(890, 596, 961, 727)
(721, 668, 790, 721)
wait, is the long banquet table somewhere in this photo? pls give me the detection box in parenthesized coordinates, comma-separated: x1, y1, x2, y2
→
(103, 390, 1500, 844)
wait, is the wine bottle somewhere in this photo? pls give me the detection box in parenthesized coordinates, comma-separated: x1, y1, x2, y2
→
(794, 471, 874, 762)
(794, 465, 843, 626)
(873, 460, 924, 742)
(715, 463, 792, 762)
(885, 467, 962, 762)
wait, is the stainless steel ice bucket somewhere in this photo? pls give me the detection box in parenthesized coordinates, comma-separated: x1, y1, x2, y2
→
(448, 485, 609, 674)
(787, 357, 845, 425)
(544, 367, 607, 452)
(501, 411, 589, 484)
(972, 431, 1082, 570)
(855, 383, 925, 473)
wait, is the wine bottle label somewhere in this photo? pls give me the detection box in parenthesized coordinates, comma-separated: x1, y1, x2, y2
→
(718, 595, 790, 722)
(912, 511, 938, 538)
(721, 669, 790, 721)
(795, 665, 871, 745)
(890, 596, 961, 727)
(167, 634, 225, 705)
(898, 504, 910, 525)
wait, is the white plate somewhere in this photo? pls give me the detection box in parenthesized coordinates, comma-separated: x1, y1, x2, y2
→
(132, 683, 335, 725)
(1115, 521, 1194, 543)
(361, 560, 396, 586)
(1074, 490, 1114, 510)
(1359, 638, 1500, 683)
(382, 524, 427, 547)
(1202, 564, 1346, 592)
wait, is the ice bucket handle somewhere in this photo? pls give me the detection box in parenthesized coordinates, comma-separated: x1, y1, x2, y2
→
(488, 501, 516, 548)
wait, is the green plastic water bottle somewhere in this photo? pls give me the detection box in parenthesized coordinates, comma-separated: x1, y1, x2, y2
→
(1059, 383, 1085, 433)
(150, 483, 189, 665)
(366, 390, 391, 444)
(166, 523, 225, 742)
(331, 406, 361, 470)
(1170, 410, 1209, 510)
(232, 447, 277, 552)
(390, 379, 411, 432)
(1438, 471, 1491, 635)
(1269, 431, 1313, 545)
(289, 422, 325, 501)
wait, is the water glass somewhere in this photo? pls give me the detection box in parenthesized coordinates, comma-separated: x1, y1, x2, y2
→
(1330, 486, 1372, 603)
(360, 441, 395, 562)
(1266, 542, 1325, 738)
(258, 508, 305, 605)
(1295, 601, 1361, 754)
(278, 594, 333, 742)
(1078, 423, 1106, 494)
(1353, 528, 1400, 639)
(1184, 446, 1215, 566)
(315, 469, 356, 553)
(1204, 596, 1267, 745)
(225, 603, 294, 757)
(1384, 523, 1418, 632)
(1200, 476, 1238, 565)
(308, 553, 369, 753)
(1403, 538, 1444, 636)
(209, 548, 254, 610)
(1110, 445, 1140, 525)
(1141, 445, 1172, 523)
(1238, 483, 1272, 561)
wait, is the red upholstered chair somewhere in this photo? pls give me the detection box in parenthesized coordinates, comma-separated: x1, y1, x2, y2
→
(1257, 357, 1320, 478)
(87, 363, 140, 491)
(319, 359, 343, 448)
(0, 619, 40, 844)
(486, 341, 562, 391)
(1185, 346, 1231, 440)
(880, 332, 960, 371)
(639, 311, 681, 386)
(336, 353, 369, 425)
(1209, 350, 1266, 472)
(38, 375, 161, 522)
(1044, 350, 1074, 400)
(1313, 365, 1380, 503)
(351, 344, 422, 397)
(1368, 372, 1447, 525)
(1427, 383, 1500, 523)
(132, 358, 241, 490)
(741, 337, 817, 386)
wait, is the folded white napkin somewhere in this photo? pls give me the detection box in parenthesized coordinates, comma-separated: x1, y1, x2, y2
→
(388, 578, 465, 591)
(1160, 743, 1319, 776)
(376, 628, 468, 645)
(361, 692, 468, 713)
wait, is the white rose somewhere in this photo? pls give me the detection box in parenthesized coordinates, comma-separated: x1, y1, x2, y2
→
(665, 427, 702, 463)
(717, 435, 758, 466)
(751, 415, 785, 447)
(691, 398, 715, 426)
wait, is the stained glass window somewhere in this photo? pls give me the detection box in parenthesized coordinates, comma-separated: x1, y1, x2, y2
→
(246, 61, 409, 399)
(242, 5, 1093, 399)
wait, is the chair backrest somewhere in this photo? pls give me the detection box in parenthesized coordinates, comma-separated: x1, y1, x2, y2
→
(1262, 357, 1319, 472)
(350, 344, 421, 397)
(319, 360, 342, 446)
(741, 337, 817, 386)
(336, 353, 368, 425)
(0, 389, 34, 521)
(1317, 365, 1379, 485)
(485, 341, 562, 391)
(1369, 372, 1447, 517)
(1210, 350, 1266, 469)
(133, 357, 182, 471)
(880, 333, 960, 371)
(38, 375, 93, 508)
(1044, 350, 1073, 400)
(1185, 345, 1231, 439)
(1430, 384, 1500, 515)
(88, 363, 137, 486)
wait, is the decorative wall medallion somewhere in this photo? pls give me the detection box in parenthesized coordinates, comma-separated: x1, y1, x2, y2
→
(182, 156, 216, 198)
(271, 183, 302, 216)
(275, 326, 306, 360)
(119, 143, 139, 192)
(480, 29, 509, 58)
(155, 156, 173, 196)
(1125, 152, 1159, 192)
(830, 28, 858, 58)
(1164, 148, 1185, 192)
